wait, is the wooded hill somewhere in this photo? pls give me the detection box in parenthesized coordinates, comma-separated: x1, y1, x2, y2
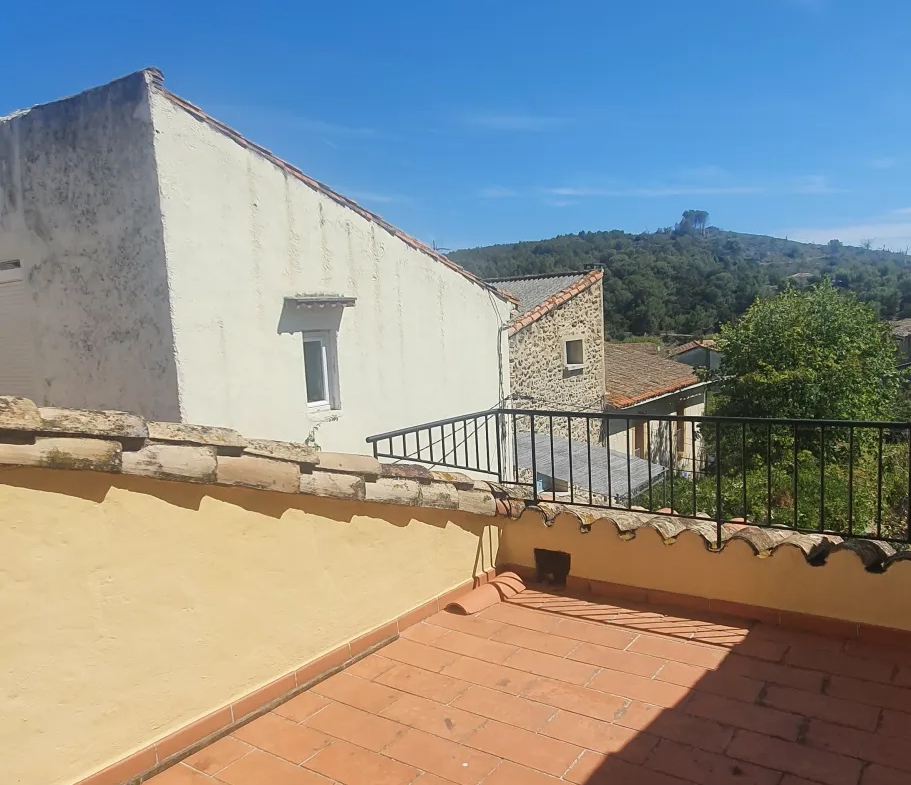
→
(450, 213, 911, 339)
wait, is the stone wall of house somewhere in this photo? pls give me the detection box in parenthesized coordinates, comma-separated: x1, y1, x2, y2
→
(509, 279, 604, 442)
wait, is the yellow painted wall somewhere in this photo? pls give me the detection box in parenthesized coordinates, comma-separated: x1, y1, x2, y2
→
(0, 469, 498, 785)
(499, 510, 911, 631)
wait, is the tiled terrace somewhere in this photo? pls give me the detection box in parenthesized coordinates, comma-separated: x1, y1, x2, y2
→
(149, 589, 911, 785)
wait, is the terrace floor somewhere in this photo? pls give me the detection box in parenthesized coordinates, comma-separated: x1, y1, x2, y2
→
(149, 588, 911, 785)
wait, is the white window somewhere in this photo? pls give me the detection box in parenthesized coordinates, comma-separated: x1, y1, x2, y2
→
(302, 331, 340, 412)
(564, 337, 584, 370)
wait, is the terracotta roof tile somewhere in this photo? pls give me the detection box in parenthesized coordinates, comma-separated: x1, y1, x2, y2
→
(603, 343, 701, 408)
(143, 69, 516, 307)
(667, 339, 717, 357)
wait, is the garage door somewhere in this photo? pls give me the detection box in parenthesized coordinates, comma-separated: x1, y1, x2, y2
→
(0, 260, 36, 398)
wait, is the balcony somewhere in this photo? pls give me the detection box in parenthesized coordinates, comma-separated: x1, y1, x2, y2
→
(3, 396, 911, 785)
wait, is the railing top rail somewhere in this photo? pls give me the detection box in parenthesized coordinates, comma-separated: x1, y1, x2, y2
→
(365, 409, 499, 443)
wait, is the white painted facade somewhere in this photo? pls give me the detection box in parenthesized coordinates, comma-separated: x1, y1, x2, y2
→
(0, 71, 512, 453)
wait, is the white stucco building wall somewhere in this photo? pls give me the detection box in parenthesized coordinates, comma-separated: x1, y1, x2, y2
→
(0, 70, 512, 454)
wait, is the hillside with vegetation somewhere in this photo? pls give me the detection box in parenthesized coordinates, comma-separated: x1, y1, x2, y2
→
(450, 211, 911, 339)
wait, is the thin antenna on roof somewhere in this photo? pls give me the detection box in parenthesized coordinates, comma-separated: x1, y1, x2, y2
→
(431, 240, 451, 254)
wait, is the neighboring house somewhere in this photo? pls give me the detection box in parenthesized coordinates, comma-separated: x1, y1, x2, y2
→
(668, 339, 722, 370)
(0, 69, 514, 453)
(603, 343, 707, 474)
(488, 270, 605, 426)
(890, 319, 911, 362)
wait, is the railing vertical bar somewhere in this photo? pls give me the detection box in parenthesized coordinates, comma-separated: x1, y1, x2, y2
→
(530, 416, 539, 502)
(586, 417, 593, 506)
(766, 423, 772, 526)
(715, 422, 723, 549)
(439, 425, 444, 464)
(494, 413, 503, 483)
(415, 428, 421, 462)
(647, 419, 653, 511)
(606, 416, 613, 506)
(549, 416, 555, 501)
(485, 415, 492, 473)
(626, 418, 632, 509)
(819, 425, 825, 532)
(401, 434, 407, 460)
(670, 419, 676, 513)
(848, 426, 854, 537)
(475, 417, 481, 471)
(451, 422, 458, 466)
(907, 426, 911, 543)
(792, 424, 799, 531)
(741, 422, 747, 520)
(877, 427, 884, 538)
(568, 416, 575, 504)
(691, 421, 697, 517)
(512, 413, 519, 484)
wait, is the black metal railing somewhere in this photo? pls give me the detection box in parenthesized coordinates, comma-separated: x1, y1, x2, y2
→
(366, 408, 911, 547)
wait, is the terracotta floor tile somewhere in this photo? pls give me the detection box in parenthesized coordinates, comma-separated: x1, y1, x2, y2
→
(827, 675, 911, 714)
(148, 764, 214, 784)
(646, 738, 781, 785)
(553, 616, 638, 649)
(804, 718, 911, 772)
(482, 760, 562, 784)
(184, 736, 253, 775)
(504, 647, 600, 686)
(311, 672, 402, 713)
(215, 750, 332, 785)
(450, 685, 557, 731)
(304, 701, 408, 752)
(231, 712, 334, 764)
(411, 775, 460, 785)
(424, 610, 506, 638)
(564, 750, 690, 784)
(786, 644, 896, 684)
(589, 667, 690, 708)
(878, 708, 911, 741)
(379, 638, 460, 672)
(375, 661, 471, 703)
(480, 603, 564, 633)
(303, 738, 420, 785)
(431, 629, 518, 664)
(489, 623, 580, 657)
(761, 683, 880, 731)
(722, 652, 827, 692)
(657, 659, 765, 702)
(273, 692, 332, 723)
(440, 655, 538, 696)
(384, 728, 500, 785)
(726, 729, 864, 785)
(344, 654, 397, 681)
(684, 692, 803, 741)
(628, 633, 728, 669)
(380, 693, 487, 741)
(568, 641, 666, 677)
(861, 763, 910, 785)
(463, 718, 582, 776)
(399, 622, 450, 645)
(521, 676, 628, 722)
(540, 710, 658, 763)
(615, 700, 733, 754)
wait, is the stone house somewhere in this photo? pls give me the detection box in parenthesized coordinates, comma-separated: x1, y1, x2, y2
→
(890, 319, 911, 362)
(488, 270, 605, 433)
(0, 69, 514, 454)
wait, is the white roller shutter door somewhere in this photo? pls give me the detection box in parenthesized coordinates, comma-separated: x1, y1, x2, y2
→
(0, 261, 36, 398)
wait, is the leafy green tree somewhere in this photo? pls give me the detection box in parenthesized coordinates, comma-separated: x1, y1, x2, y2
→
(712, 280, 900, 421)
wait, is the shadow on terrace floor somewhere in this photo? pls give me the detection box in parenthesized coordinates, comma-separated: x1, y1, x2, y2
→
(151, 585, 911, 785)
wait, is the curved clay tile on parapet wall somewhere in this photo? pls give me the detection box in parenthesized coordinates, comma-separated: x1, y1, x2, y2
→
(445, 572, 526, 614)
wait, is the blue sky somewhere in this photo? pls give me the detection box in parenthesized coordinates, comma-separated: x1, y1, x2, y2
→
(3, 0, 910, 251)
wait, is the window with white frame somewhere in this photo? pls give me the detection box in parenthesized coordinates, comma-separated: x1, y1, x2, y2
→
(564, 337, 584, 370)
(302, 331, 340, 411)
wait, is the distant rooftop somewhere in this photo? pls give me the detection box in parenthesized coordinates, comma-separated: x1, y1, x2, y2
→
(891, 318, 911, 338)
(667, 339, 718, 357)
(604, 342, 701, 408)
(487, 270, 603, 334)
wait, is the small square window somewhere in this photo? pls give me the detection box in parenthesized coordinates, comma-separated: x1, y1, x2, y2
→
(302, 331, 340, 411)
(564, 338, 584, 369)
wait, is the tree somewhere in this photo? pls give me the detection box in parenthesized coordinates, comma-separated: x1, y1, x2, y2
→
(712, 279, 900, 421)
